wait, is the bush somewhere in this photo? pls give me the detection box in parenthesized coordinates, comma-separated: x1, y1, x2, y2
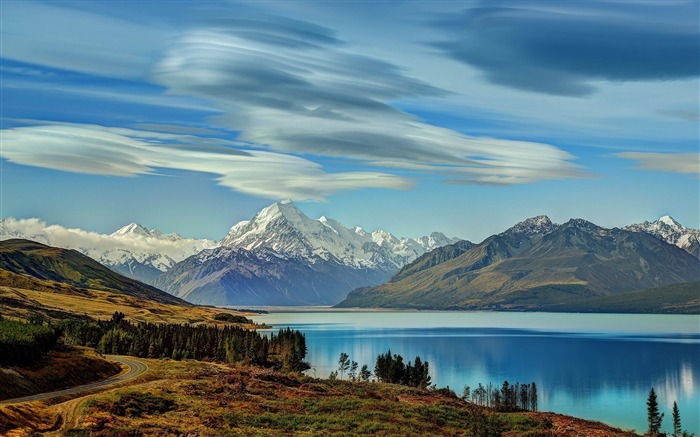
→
(101, 392, 176, 417)
(214, 313, 250, 324)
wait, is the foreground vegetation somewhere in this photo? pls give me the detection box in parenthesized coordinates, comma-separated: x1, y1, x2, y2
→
(0, 358, 640, 436)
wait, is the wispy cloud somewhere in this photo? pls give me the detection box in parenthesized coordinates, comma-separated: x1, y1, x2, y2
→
(432, 0, 700, 96)
(616, 152, 700, 177)
(0, 123, 410, 200)
(152, 18, 585, 185)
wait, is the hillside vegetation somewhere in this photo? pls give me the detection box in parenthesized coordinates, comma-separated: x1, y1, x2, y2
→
(0, 239, 186, 305)
(543, 281, 700, 314)
(0, 269, 253, 326)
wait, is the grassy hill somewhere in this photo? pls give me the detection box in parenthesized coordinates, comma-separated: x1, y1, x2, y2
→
(0, 239, 186, 306)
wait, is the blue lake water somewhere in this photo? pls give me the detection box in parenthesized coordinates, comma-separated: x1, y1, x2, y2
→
(251, 310, 700, 434)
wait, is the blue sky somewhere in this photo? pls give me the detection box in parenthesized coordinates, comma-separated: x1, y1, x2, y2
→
(1, 0, 698, 242)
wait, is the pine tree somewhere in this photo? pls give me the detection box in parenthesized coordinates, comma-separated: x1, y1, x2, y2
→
(672, 401, 681, 437)
(646, 387, 664, 436)
(349, 360, 358, 381)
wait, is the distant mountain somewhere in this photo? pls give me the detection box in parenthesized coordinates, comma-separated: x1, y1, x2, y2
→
(337, 216, 700, 311)
(0, 239, 187, 306)
(0, 218, 216, 285)
(157, 200, 463, 305)
(625, 215, 700, 259)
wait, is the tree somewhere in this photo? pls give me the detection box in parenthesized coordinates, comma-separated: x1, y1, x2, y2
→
(462, 385, 471, 401)
(359, 364, 372, 382)
(672, 401, 681, 437)
(647, 387, 664, 436)
(338, 352, 350, 380)
(349, 360, 358, 381)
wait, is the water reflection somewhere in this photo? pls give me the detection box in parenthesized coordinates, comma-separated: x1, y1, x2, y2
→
(255, 313, 700, 434)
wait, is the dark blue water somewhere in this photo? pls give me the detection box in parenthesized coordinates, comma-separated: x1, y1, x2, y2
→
(251, 311, 700, 434)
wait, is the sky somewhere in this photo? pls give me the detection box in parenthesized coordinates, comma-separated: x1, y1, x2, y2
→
(1, 0, 698, 242)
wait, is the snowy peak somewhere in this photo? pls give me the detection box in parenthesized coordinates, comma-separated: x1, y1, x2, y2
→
(658, 215, 682, 229)
(624, 216, 699, 259)
(218, 201, 460, 270)
(111, 223, 151, 237)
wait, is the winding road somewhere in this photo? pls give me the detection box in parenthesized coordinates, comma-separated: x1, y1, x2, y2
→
(0, 355, 149, 405)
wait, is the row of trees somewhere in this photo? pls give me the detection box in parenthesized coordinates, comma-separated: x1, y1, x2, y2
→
(0, 317, 59, 366)
(463, 381, 538, 412)
(646, 387, 693, 437)
(328, 350, 431, 389)
(60, 312, 309, 371)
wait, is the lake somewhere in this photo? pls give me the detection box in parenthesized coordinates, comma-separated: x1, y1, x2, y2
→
(250, 310, 700, 434)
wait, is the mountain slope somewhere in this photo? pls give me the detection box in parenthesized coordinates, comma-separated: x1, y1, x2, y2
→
(337, 217, 700, 311)
(624, 215, 700, 259)
(542, 281, 700, 314)
(0, 239, 188, 306)
(0, 218, 216, 285)
(155, 246, 391, 306)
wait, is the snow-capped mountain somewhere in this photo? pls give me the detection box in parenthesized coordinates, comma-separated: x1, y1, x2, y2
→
(0, 218, 216, 284)
(157, 200, 462, 305)
(624, 216, 700, 259)
(220, 200, 461, 270)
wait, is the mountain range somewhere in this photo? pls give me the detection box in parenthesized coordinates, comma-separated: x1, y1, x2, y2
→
(1, 201, 460, 306)
(337, 215, 700, 311)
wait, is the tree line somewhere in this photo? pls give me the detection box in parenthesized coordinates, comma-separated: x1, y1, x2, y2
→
(0, 316, 59, 366)
(462, 381, 538, 412)
(329, 350, 432, 389)
(1, 312, 308, 372)
(60, 312, 309, 371)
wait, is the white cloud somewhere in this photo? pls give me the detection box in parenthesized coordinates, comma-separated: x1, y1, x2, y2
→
(616, 152, 700, 177)
(0, 217, 215, 266)
(0, 123, 410, 201)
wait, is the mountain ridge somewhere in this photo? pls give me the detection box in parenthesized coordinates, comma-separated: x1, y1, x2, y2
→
(337, 215, 700, 311)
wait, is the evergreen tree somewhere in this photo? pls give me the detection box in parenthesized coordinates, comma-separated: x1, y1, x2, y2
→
(359, 364, 372, 382)
(338, 352, 350, 380)
(672, 401, 681, 437)
(647, 387, 664, 436)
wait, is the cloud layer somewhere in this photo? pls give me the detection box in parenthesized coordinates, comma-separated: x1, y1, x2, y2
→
(0, 217, 215, 265)
(151, 16, 585, 185)
(617, 152, 700, 177)
(1, 124, 410, 200)
(433, 0, 700, 96)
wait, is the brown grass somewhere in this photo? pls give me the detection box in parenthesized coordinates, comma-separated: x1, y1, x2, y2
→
(0, 270, 256, 327)
(1, 357, 640, 437)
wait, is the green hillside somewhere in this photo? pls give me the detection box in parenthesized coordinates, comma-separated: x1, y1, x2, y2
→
(0, 239, 187, 306)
